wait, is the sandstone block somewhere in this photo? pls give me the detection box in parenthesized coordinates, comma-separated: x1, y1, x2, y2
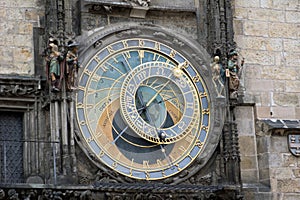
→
(273, 92, 299, 107)
(282, 153, 298, 167)
(285, 52, 300, 66)
(233, 7, 248, 19)
(286, 81, 300, 93)
(270, 106, 296, 119)
(241, 155, 258, 169)
(273, 81, 285, 92)
(13, 47, 33, 62)
(6, 8, 24, 20)
(268, 10, 285, 22)
(241, 169, 259, 183)
(0, 47, 13, 63)
(270, 136, 291, 154)
(273, 0, 299, 11)
(269, 23, 298, 39)
(13, 35, 32, 47)
(286, 11, 300, 23)
(18, 22, 33, 35)
(235, 0, 260, 8)
(244, 21, 269, 37)
(292, 169, 300, 178)
(268, 153, 284, 168)
(256, 106, 272, 118)
(260, 66, 298, 81)
(256, 136, 270, 154)
(239, 136, 257, 155)
(242, 50, 274, 65)
(246, 79, 274, 92)
(282, 194, 300, 200)
(277, 179, 300, 193)
(284, 39, 300, 52)
(236, 106, 255, 136)
(0, 34, 14, 46)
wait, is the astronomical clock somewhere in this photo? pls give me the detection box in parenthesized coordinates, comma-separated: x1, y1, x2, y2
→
(75, 23, 225, 183)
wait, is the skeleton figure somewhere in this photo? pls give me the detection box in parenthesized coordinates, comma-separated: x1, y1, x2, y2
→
(211, 56, 225, 97)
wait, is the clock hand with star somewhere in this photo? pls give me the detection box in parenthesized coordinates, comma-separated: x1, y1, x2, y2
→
(145, 80, 171, 107)
(142, 97, 174, 168)
(136, 96, 177, 112)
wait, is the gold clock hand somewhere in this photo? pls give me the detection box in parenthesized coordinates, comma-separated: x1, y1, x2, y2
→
(156, 96, 176, 104)
(111, 126, 129, 144)
(137, 96, 177, 112)
(112, 107, 145, 144)
(145, 80, 171, 107)
(144, 107, 173, 168)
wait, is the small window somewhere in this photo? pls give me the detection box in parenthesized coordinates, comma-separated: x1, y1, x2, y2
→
(0, 111, 24, 183)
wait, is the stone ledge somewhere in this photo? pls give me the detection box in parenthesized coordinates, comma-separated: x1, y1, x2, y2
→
(256, 119, 300, 136)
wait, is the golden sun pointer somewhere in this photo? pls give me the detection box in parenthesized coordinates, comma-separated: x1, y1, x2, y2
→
(173, 67, 182, 78)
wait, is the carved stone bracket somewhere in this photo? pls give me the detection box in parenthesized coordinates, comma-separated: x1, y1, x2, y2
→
(0, 76, 42, 97)
(124, 0, 150, 7)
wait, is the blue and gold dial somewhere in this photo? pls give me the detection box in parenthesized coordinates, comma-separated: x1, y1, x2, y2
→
(76, 38, 210, 180)
(120, 61, 200, 144)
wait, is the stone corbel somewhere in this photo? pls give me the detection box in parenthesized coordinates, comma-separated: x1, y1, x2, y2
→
(124, 0, 150, 18)
(0, 76, 42, 97)
(256, 119, 300, 157)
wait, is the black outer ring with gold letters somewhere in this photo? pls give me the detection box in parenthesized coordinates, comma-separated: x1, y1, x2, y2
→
(75, 23, 225, 182)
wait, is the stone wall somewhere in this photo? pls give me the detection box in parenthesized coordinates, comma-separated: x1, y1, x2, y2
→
(234, 0, 300, 199)
(0, 0, 44, 75)
(234, 0, 300, 119)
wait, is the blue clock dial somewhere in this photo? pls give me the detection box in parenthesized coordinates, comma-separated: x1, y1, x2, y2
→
(76, 38, 211, 180)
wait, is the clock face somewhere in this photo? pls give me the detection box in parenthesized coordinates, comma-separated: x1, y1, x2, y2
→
(76, 37, 211, 180)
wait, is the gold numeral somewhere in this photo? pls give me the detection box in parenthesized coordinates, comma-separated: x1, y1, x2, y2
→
(130, 168, 133, 176)
(85, 104, 94, 109)
(107, 45, 114, 54)
(122, 40, 128, 48)
(156, 159, 163, 167)
(124, 51, 131, 58)
(200, 92, 207, 97)
(77, 86, 85, 91)
(77, 103, 84, 108)
(193, 75, 200, 83)
(185, 134, 193, 143)
(101, 64, 109, 72)
(169, 50, 176, 58)
(91, 73, 101, 82)
(94, 131, 103, 137)
(178, 121, 185, 130)
(155, 42, 160, 50)
(202, 109, 209, 114)
(179, 145, 186, 152)
(143, 160, 150, 168)
(112, 162, 117, 168)
(139, 39, 145, 47)
(196, 140, 204, 148)
(99, 150, 105, 157)
(138, 50, 144, 58)
(87, 137, 93, 143)
(145, 171, 150, 180)
(113, 57, 118, 63)
(201, 125, 208, 131)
